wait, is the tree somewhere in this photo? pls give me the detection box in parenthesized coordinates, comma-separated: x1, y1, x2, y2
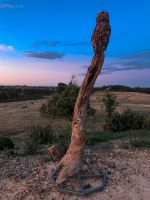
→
(56, 11, 111, 185)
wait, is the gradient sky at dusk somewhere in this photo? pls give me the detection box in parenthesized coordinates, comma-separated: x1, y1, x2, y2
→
(0, 0, 150, 87)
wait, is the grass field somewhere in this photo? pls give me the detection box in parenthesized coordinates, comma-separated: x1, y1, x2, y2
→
(0, 91, 150, 147)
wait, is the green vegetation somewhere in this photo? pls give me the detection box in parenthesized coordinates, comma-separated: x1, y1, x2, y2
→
(102, 88, 118, 130)
(110, 109, 144, 132)
(102, 89, 144, 132)
(143, 116, 150, 130)
(40, 77, 95, 119)
(94, 85, 150, 94)
(0, 86, 54, 103)
(29, 125, 53, 144)
(129, 138, 150, 148)
(23, 125, 53, 154)
(86, 130, 150, 145)
(0, 137, 14, 150)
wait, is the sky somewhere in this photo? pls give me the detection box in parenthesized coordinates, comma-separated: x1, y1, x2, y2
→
(0, 0, 150, 87)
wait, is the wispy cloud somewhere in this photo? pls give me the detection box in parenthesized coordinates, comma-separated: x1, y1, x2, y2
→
(0, 3, 23, 9)
(33, 40, 88, 48)
(24, 51, 65, 60)
(80, 50, 150, 75)
(0, 44, 14, 51)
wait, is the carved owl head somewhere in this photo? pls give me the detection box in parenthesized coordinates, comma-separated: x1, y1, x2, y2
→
(96, 11, 109, 24)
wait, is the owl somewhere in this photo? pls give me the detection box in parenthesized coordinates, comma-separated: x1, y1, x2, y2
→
(92, 11, 111, 54)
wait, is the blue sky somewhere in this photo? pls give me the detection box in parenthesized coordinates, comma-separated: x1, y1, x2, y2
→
(0, 0, 150, 87)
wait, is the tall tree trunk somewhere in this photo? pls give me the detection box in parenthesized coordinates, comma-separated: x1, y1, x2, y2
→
(56, 11, 111, 185)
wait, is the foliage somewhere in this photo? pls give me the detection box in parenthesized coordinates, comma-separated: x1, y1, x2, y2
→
(0, 137, 14, 150)
(0, 86, 54, 103)
(94, 85, 150, 94)
(86, 129, 150, 146)
(23, 138, 39, 155)
(55, 122, 71, 151)
(29, 125, 53, 144)
(3, 148, 15, 157)
(57, 82, 67, 94)
(102, 88, 118, 130)
(23, 125, 53, 154)
(143, 116, 150, 130)
(102, 89, 144, 132)
(40, 78, 95, 119)
(109, 109, 144, 132)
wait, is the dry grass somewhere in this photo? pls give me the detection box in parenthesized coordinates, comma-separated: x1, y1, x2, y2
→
(0, 91, 150, 146)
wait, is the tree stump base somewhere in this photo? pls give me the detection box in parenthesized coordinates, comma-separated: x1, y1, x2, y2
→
(50, 165, 111, 196)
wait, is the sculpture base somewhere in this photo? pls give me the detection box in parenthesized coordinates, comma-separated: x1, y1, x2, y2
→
(50, 167, 111, 196)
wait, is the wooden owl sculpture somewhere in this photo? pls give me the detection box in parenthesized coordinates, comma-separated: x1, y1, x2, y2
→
(92, 11, 111, 55)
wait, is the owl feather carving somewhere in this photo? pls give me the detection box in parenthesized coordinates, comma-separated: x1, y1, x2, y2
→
(92, 11, 111, 55)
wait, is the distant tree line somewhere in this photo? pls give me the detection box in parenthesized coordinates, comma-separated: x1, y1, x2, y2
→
(0, 86, 55, 103)
(94, 85, 150, 94)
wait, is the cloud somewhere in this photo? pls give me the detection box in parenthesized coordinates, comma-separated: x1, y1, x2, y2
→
(24, 51, 65, 60)
(0, 44, 14, 51)
(0, 4, 23, 9)
(33, 41, 59, 48)
(80, 50, 150, 75)
(33, 40, 88, 48)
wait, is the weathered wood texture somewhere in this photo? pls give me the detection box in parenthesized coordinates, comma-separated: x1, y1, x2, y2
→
(56, 11, 111, 185)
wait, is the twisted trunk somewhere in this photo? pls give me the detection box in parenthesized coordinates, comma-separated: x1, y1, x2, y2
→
(56, 11, 111, 185)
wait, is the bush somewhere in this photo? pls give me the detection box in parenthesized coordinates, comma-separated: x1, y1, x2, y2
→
(29, 125, 53, 144)
(0, 137, 14, 150)
(23, 138, 39, 155)
(55, 122, 71, 150)
(102, 88, 118, 130)
(40, 78, 95, 119)
(143, 116, 150, 130)
(109, 109, 144, 132)
(57, 82, 67, 94)
(23, 125, 53, 154)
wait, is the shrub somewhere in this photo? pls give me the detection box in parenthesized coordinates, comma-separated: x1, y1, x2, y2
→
(40, 78, 95, 119)
(23, 138, 39, 155)
(57, 82, 67, 94)
(109, 109, 144, 132)
(143, 116, 150, 130)
(29, 125, 53, 144)
(55, 122, 71, 150)
(23, 125, 53, 155)
(102, 88, 118, 130)
(0, 137, 14, 150)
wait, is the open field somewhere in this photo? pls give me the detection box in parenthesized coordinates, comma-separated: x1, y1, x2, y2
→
(0, 91, 150, 200)
(0, 91, 150, 142)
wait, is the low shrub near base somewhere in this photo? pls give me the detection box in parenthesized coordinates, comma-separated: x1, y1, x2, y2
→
(0, 137, 14, 151)
(143, 116, 150, 130)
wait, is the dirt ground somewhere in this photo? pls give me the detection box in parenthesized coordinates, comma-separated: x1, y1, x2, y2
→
(0, 91, 150, 200)
(0, 147, 150, 200)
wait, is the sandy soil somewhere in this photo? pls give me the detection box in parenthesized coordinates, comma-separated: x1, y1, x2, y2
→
(0, 148, 150, 200)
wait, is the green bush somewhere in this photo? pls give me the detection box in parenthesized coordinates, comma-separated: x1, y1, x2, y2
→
(102, 88, 118, 130)
(23, 125, 53, 155)
(55, 122, 71, 150)
(40, 78, 95, 119)
(143, 116, 150, 130)
(29, 125, 53, 144)
(109, 109, 144, 132)
(23, 138, 39, 155)
(0, 137, 14, 150)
